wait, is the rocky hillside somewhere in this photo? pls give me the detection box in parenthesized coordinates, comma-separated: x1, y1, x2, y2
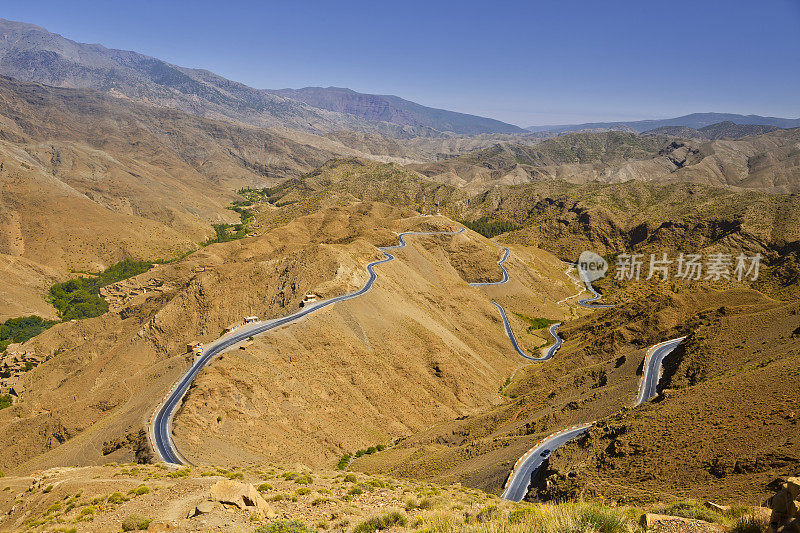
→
(3, 462, 767, 533)
(0, 204, 575, 476)
(0, 75, 427, 319)
(413, 129, 800, 193)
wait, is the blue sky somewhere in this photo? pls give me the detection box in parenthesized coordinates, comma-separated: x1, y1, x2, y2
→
(2, 0, 799, 126)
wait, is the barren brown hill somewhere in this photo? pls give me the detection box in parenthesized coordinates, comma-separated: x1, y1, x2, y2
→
(351, 281, 799, 505)
(413, 129, 800, 193)
(0, 202, 575, 477)
(0, 77, 428, 318)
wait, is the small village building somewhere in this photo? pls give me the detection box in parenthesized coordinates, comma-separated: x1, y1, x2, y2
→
(299, 293, 318, 307)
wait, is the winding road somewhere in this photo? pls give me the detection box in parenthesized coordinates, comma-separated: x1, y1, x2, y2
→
(501, 423, 593, 502)
(578, 277, 616, 309)
(151, 228, 465, 465)
(468, 246, 562, 361)
(636, 337, 686, 406)
(498, 264, 685, 502)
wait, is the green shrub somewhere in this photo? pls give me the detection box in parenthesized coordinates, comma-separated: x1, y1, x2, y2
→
(476, 504, 499, 523)
(108, 492, 129, 504)
(352, 511, 407, 533)
(0, 395, 9, 411)
(336, 453, 352, 470)
(167, 468, 190, 479)
(348, 486, 364, 496)
(295, 487, 311, 496)
(731, 513, 769, 533)
(121, 514, 152, 531)
(513, 313, 559, 333)
(654, 500, 726, 524)
(257, 483, 273, 492)
(254, 520, 313, 533)
(344, 473, 357, 483)
(129, 485, 150, 496)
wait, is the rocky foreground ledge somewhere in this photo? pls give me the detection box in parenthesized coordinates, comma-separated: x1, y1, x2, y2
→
(0, 463, 780, 532)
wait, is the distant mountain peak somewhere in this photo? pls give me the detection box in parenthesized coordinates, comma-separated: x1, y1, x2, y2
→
(0, 18, 523, 137)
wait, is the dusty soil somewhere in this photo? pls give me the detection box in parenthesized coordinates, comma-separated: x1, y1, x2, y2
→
(172, 214, 575, 468)
(352, 280, 799, 505)
(0, 462, 497, 532)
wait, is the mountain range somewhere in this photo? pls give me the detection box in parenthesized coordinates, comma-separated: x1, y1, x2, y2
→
(526, 112, 800, 134)
(0, 18, 524, 136)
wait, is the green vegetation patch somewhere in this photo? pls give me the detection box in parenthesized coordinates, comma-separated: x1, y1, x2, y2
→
(461, 217, 521, 238)
(352, 511, 407, 533)
(204, 189, 257, 245)
(49, 259, 153, 321)
(652, 499, 727, 524)
(121, 514, 152, 531)
(0, 315, 58, 351)
(513, 313, 559, 333)
(0, 394, 13, 410)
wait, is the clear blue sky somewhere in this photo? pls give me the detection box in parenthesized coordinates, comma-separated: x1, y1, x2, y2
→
(3, 0, 799, 126)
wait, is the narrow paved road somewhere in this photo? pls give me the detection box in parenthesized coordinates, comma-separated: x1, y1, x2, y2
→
(469, 247, 510, 287)
(577, 274, 615, 309)
(500, 332, 686, 502)
(501, 423, 593, 502)
(636, 337, 686, 406)
(499, 264, 687, 502)
(151, 228, 464, 465)
(469, 245, 562, 361)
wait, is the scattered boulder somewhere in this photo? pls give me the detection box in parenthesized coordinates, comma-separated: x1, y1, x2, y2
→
(209, 479, 276, 518)
(639, 513, 726, 532)
(188, 500, 220, 518)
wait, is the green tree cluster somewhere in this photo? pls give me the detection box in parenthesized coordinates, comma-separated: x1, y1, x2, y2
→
(461, 217, 521, 238)
(49, 259, 152, 321)
(0, 315, 58, 350)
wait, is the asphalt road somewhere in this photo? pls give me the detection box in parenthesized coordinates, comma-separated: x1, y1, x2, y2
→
(469, 246, 510, 287)
(500, 335, 686, 502)
(577, 276, 616, 309)
(636, 336, 686, 406)
(469, 245, 563, 361)
(501, 423, 593, 502)
(491, 302, 562, 362)
(151, 228, 465, 465)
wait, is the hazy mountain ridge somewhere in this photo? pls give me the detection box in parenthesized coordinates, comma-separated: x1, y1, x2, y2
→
(643, 121, 781, 140)
(413, 129, 800, 193)
(266, 86, 526, 135)
(0, 18, 521, 137)
(527, 112, 800, 134)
